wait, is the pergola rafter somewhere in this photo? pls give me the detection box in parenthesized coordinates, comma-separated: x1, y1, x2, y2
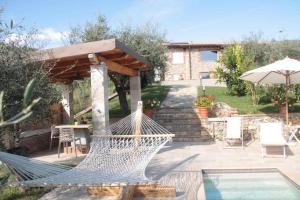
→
(37, 38, 149, 83)
(38, 38, 147, 133)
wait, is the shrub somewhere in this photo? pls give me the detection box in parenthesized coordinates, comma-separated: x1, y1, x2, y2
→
(216, 44, 252, 96)
(269, 85, 297, 108)
(143, 98, 161, 109)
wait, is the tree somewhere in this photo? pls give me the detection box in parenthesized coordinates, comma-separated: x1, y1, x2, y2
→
(69, 15, 167, 114)
(241, 34, 300, 105)
(0, 79, 40, 128)
(0, 17, 59, 122)
(216, 44, 252, 96)
(0, 12, 60, 150)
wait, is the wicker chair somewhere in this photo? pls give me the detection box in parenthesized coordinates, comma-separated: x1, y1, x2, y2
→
(58, 128, 82, 158)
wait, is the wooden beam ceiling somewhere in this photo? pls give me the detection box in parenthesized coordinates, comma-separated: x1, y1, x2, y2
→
(38, 39, 148, 83)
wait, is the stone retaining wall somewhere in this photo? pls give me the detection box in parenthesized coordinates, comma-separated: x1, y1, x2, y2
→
(206, 113, 300, 140)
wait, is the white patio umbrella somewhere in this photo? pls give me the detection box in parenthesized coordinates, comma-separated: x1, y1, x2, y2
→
(240, 57, 300, 124)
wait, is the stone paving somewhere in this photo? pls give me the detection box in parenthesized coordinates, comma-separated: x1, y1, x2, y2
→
(161, 79, 226, 87)
(36, 140, 300, 200)
(36, 83, 300, 199)
(161, 85, 197, 108)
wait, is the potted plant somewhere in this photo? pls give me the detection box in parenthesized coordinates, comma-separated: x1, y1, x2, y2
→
(143, 98, 160, 118)
(194, 95, 214, 117)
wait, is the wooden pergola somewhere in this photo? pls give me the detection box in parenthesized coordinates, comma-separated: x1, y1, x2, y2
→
(39, 38, 148, 83)
(38, 39, 148, 134)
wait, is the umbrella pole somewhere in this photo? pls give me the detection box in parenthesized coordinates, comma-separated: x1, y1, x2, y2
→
(285, 73, 289, 125)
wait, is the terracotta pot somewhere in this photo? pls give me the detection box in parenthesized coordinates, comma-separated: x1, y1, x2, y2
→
(198, 107, 209, 118)
(143, 109, 154, 118)
(279, 106, 286, 115)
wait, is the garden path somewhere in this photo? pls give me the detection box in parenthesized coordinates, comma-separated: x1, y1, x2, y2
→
(161, 85, 197, 108)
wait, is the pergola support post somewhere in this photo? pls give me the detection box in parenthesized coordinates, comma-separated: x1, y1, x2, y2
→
(90, 56, 109, 135)
(130, 71, 141, 113)
(61, 84, 74, 124)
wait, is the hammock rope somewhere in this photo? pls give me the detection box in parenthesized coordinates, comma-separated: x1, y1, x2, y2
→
(0, 106, 174, 187)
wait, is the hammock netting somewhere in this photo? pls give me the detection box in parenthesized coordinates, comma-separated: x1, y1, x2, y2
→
(0, 110, 174, 187)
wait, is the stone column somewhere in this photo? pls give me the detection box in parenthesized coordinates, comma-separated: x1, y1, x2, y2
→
(130, 71, 141, 113)
(61, 84, 74, 124)
(90, 62, 109, 135)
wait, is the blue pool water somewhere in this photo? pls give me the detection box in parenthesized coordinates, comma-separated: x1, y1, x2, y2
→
(203, 170, 300, 200)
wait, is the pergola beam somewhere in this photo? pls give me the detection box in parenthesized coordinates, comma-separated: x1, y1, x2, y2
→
(39, 38, 147, 82)
(97, 55, 138, 76)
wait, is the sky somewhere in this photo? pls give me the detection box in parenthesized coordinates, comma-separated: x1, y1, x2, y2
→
(1, 0, 300, 48)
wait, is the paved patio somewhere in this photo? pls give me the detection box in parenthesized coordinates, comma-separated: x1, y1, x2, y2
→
(36, 140, 300, 199)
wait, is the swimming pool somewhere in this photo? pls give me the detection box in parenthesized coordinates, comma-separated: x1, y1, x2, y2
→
(203, 169, 300, 200)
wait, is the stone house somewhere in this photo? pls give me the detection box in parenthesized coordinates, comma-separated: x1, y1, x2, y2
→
(164, 42, 226, 81)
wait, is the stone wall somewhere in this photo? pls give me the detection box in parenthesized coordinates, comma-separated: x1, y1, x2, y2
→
(190, 48, 222, 80)
(165, 46, 223, 81)
(165, 48, 190, 80)
(206, 112, 300, 140)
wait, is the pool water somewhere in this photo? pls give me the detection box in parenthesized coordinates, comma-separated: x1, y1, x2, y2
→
(203, 170, 300, 200)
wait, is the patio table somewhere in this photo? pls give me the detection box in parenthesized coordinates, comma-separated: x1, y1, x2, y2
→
(55, 124, 93, 146)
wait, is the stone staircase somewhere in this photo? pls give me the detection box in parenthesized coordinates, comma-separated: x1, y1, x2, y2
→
(154, 107, 212, 142)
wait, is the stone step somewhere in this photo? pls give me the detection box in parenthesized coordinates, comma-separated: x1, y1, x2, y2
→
(174, 134, 203, 138)
(155, 118, 202, 125)
(155, 107, 197, 114)
(154, 106, 214, 141)
(173, 131, 211, 137)
(172, 130, 201, 135)
(154, 113, 199, 119)
(173, 135, 212, 142)
(165, 126, 202, 132)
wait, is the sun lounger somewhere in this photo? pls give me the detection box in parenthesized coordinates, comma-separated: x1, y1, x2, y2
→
(223, 117, 243, 148)
(259, 122, 287, 158)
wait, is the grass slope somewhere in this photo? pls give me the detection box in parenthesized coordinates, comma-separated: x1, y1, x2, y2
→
(109, 85, 170, 118)
(198, 86, 300, 114)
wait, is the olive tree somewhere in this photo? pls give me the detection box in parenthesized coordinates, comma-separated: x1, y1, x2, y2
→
(242, 35, 300, 104)
(0, 13, 60, 149)
(0, 18, 59, 122)
(69, 15, 167, 114)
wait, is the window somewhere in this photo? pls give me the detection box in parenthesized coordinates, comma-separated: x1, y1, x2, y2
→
(200, 51, 217, 61)
(172, 52, 184, 64)
(199, 72, 210, 79)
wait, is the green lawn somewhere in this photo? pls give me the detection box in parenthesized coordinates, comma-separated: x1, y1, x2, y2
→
(81, 85, 170, 119)
(198, 86, 300, 114)
(109, 85, 170, 118)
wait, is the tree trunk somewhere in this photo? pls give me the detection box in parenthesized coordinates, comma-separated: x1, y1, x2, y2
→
(109, 73, 129, 115)
(115, 86, 129, 114)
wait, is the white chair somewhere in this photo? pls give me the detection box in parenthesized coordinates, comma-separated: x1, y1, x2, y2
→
(259, 122, 287, 158)
(223, 117, 243, 148)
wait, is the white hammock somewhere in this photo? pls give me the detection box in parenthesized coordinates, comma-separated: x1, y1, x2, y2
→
(0, 108, 174, 187)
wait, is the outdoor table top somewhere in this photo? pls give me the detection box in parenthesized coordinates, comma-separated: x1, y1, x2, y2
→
(55, 124, 92, 129)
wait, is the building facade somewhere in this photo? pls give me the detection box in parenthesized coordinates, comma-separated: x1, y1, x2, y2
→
(164, 42, 226, 81)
